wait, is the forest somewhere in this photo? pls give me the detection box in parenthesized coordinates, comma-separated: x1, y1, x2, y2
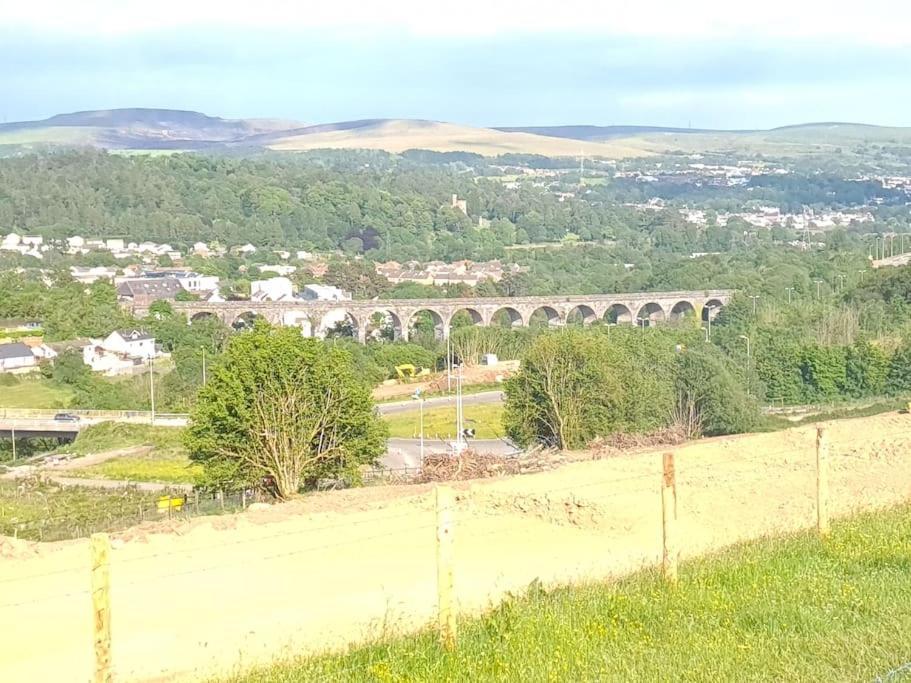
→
(0, 150, 901, 263)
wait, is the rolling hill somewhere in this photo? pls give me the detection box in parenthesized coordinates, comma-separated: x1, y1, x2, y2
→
(0, 108, 305, 150)
(1, 109, 909, 159)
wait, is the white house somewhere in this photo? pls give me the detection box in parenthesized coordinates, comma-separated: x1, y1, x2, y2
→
(0, 343, 39, 373)
(175, 272, 220, 293)
(258, 264, 297, 277)
(105, 238, 125, 252)
(70, 266, 118, 284)
(82, 329, 158, 375)
(102, 329, 157, 359)
(1, 233, 21, 249)
(251, 277, 294, 302)
(301, 284, 351, 301)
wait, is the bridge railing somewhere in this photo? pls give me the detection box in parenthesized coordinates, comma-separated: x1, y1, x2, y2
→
(0, 408, 189, 422)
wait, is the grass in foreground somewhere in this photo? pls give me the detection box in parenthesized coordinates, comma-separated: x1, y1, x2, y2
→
(384, 403, 505, 439)
(63, 423, 200, 484)
(0, 479, 185, 541)
(69, 450, 202, 485)
(0, 377, 72, 408)
(227, 504, 911, 682)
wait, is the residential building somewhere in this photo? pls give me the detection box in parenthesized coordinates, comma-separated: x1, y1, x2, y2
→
(301, 284, 351, 301)
(70, 266, 118, 284)
(82, 329, 158, 375)
(116, 278, 183, 309)
(0, 342, 39, 373)
(251, 277, 294, 302)
(258, 264, 297, 277)
(101, 329, 157, 359)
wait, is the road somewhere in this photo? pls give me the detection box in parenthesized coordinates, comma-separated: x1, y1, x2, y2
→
(377, 390, 503, 415)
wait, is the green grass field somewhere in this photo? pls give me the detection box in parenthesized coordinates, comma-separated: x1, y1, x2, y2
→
(0, 378, 73, 408)
(226, 504, 911, 682)
(384, 403, 505, 439)
(64, 423, 200, 484)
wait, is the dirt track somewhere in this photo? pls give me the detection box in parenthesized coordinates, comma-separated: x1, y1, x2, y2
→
(2, 412, 911, 682)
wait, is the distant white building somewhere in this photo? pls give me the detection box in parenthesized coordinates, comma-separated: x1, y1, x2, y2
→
(102, 329, 157, 359)
(105, 238, 125, 251)
(82, 329, 158, 376)
(174, 272, 220, 293)
(70, 266, 118, 284)
(301, 284, 351, 301)
(192, 242, 211, 257)
(0, 343, 39, 373)
(258, 264, 297, 277)
(251, 277, 294, 302)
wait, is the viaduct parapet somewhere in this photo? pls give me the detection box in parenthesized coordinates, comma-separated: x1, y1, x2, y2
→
(169, 290, 733, 343)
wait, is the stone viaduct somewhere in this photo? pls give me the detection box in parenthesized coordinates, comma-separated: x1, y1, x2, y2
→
(170, 290, 733, 343)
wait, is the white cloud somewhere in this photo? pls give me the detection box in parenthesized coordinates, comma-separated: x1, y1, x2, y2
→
(2, 0, 909, 44)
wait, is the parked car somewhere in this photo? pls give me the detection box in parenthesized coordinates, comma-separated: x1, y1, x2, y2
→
(53, 413, 80, 422)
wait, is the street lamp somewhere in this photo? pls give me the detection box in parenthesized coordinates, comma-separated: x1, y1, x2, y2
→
(858, 269, 867, 283)
(738, 334, 751, 359)
(749, 295, 760, 315)
(411, 388, 424, 466)
(738, 334, 752, 397)
(814, 279, 823, 299)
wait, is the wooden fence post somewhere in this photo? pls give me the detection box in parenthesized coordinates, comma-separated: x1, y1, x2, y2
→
(90, 533, 112, 683)
(816, 425, 829, 538)
(661, 452, 678, 583)
(435, 485, 457, 649)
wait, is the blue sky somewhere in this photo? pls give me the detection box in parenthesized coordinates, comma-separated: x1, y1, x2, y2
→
(2, 1, 910, 129)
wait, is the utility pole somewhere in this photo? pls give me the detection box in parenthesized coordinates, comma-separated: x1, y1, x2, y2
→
(446, 336, 452, 394)
(201, 347, 207, 386)
(454, 363, 465, 454)
(814, 279, 823, 299)
(412, 388, 425, 466)
(148, 358, 156, 425)
(785, 287, 794, 304)
(10, 426, 15, 462)
(739, 334, 752, 397)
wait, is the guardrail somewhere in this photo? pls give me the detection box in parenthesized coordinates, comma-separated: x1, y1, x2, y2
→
(0, 409, 189, 421)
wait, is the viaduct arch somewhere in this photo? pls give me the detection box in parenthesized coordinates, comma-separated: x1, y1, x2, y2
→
(171, 290, 733, 343)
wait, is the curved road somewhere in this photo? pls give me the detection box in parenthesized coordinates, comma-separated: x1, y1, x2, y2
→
(377, 390, 503, 415)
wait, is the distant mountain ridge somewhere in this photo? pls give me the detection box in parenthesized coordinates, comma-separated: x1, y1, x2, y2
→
(0, 108, 907, 158)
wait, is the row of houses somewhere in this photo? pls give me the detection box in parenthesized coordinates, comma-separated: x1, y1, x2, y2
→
(0, 328, 163, 376)
(374, 259, 527, 287)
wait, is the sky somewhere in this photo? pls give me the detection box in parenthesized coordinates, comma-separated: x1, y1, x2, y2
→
(2, 0, 910, 129)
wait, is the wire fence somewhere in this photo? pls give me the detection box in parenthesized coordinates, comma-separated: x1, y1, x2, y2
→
(1, 423, 911, 681)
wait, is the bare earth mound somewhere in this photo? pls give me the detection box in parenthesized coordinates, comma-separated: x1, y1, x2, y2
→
(2, 412, 911, 681)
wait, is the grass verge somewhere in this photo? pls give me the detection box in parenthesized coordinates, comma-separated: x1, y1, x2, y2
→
(384, 403, 505, 439)
(62, 423, 200, 484)
(226, 504, 911, 682)
(0, 377, 72, 408)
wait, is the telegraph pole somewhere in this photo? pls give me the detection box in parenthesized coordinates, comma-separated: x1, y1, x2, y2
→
(148, 358, 156, 425)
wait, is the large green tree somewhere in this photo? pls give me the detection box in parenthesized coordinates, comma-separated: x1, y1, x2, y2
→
(185, 323, 387, 498)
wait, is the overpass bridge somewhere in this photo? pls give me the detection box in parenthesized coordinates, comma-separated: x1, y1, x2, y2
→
(171, 290, 733, 342)
(0, 410, 188, 440)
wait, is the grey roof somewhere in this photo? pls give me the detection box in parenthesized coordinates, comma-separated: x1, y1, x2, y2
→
(0, 342, 34, 360)
(116, 329, 154, 342)
(116, 278, 183, 298)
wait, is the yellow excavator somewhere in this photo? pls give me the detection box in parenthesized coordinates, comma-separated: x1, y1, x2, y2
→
(395, 364, 431, 382)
